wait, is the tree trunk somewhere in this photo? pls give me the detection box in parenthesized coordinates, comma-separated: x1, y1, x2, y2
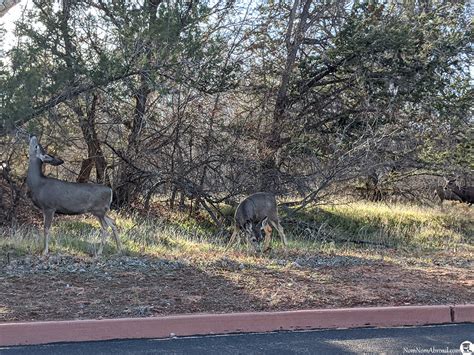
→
(77, 94, 108, 184)
(113, 0, 160, 207)
(77, 158, 94, 183)
(260, 0, 311, 192)
(59, 0, 108, 185)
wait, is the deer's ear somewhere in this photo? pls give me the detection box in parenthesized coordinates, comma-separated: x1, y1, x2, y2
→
(261, 217, 268, 227)
(40, 153, 64, 166)
(38, 153, 51, 162)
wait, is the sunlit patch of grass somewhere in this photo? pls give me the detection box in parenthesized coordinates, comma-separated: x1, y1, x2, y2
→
(0, 306, 10, 316)
(284, 201, 473, 252)
(0, 226, 42, 255)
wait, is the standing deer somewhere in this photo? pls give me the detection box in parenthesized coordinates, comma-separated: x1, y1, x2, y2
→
(27, 136, 122, 255)
(228, 192, 287, 252)
(444, 179, 474, 205)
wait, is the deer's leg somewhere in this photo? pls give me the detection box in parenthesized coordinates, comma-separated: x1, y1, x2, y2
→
(270, 220, 288, 248)
(104, 215, 122, 253)
(262, 224, 273, 252)
(42, 209, 55, 255)
(96, 216, 109, 256)
(263, 230, 272, 252)
(226, 226, 241, 250)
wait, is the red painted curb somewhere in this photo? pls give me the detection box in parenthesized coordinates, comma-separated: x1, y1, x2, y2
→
(0, 305, 471, 347)
(453, 305, 474, 323)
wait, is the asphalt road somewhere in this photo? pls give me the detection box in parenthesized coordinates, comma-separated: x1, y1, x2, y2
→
(1, 323, 473, 354)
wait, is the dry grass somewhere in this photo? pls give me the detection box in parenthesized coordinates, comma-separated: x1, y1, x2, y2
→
(0, 200, 472, 267)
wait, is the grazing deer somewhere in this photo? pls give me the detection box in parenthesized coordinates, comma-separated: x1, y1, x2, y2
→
(444, 179, 474, 206)
(228, 192, 287, 252)
(434, 185, 462, 205)
(27, 136, 122, 255)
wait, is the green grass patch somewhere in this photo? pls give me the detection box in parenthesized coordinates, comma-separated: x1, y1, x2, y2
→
(0, 201, 471, 265)
(283, 201, 472, 251)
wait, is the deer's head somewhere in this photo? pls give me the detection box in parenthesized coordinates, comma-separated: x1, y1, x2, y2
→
(444, 178, 459, 191)
(244, 217, 272, 250)
(29, 136, 64, 166)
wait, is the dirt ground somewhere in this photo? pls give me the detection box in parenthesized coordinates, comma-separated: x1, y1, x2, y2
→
(1, 252, 472, 322)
